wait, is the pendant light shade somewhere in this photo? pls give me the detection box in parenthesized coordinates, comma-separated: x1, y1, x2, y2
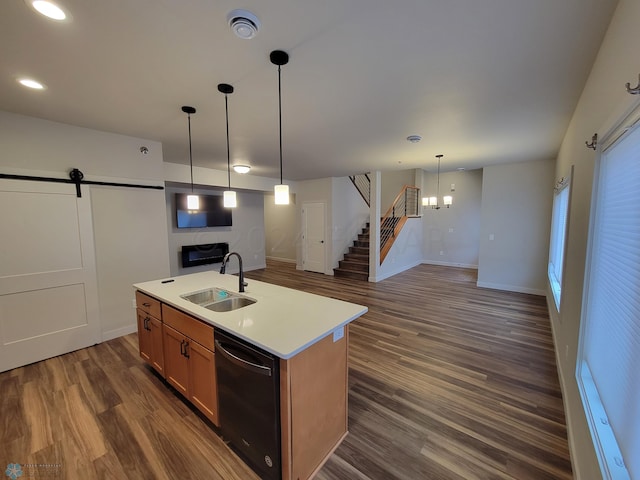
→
(274, 184, 289, 205)
(271, 50, 290, 205)
(182, 106, 199, 211)
(218, 83, 237, 209)
(223, 190, 237, 208)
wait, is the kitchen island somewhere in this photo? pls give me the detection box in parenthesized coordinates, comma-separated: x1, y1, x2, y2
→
(133, 270, 367, 480)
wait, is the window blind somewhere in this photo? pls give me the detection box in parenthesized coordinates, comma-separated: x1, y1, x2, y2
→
(578, 119, 640, 480)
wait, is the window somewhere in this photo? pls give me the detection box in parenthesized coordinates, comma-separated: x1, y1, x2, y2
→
(577, 111, 640, 480)
(548, 171, 571, 310)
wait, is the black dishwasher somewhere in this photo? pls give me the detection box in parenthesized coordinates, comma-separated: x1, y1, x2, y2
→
(214, 329, 281, 480)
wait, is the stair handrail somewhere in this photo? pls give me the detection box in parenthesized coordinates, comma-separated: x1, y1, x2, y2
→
(380, 185, 420, 263)
(349, 173, 370, 207)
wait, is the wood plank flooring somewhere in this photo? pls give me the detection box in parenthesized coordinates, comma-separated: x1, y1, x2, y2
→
(0, 260, 572, 479)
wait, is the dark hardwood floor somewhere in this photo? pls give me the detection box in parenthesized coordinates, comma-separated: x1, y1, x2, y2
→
(0, 260, 572, 479)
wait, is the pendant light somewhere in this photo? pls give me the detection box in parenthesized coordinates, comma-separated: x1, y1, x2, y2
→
(182, 106, 199, 211)
(271, 50, 290, 205)
(218, 83, 237, 208)
(422, 154, 452, 209)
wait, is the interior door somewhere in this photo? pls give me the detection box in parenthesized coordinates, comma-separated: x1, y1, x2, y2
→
(0, 179, 100, 372)
(302, 202, 326, 274)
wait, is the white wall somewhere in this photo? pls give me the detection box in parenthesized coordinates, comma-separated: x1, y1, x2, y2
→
(91, 187, 169, 339)
(165, 185, 266, 277)
(0, 111, 170, 340)
(477, 159, 554, 295)
(376, 217, 423, 281)
(331, 176, 370, 269)
(422, 169, 483, 268)
(548, 0, 640, 477)
(264, 192, 298, 262)
(380, 169, 418, 212)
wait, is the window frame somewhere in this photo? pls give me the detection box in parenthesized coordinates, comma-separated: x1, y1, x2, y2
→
(547, 168, 572, 312)
(576, 99, 640, 480)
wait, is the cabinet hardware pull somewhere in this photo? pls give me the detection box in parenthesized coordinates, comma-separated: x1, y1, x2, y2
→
(180, 340, 185, 356)
(184, 341, 190, 358)
(144, 317, 150, 330)
(143, 302, 151, 307)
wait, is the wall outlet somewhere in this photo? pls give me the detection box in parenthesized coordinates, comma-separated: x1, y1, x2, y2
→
(448, 228, 454, 233)
(451, 183, 456, 191)
(131, 298, 137, 308)
(489, 234, 495, 241)
(439, 250, 444, 256)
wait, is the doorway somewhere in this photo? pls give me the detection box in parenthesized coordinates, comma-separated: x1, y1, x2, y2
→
(302, 202, 326, 274)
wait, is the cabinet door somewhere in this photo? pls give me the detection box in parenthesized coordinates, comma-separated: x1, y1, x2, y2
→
(136, 309, 152, 363)
(163, 324, 189, 396)
(189, 341, 218, 426)
(149, 316, 165, 376)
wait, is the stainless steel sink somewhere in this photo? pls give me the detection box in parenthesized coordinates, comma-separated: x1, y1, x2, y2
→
(203, 296, 256, 312)
(181, 287, 256, 312)
(181, 287, 231, 305)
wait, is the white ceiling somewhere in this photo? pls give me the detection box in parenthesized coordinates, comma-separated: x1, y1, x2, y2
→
(0, 0, 618, 180)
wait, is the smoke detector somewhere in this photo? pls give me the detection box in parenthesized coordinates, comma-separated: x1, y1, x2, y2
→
(228, 10, 261, 40)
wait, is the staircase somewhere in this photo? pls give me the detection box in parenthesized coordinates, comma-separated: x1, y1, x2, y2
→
(333, 223, 370, 281)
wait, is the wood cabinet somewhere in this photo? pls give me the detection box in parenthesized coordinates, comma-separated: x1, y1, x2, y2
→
(135, 291, 164, 376)
(162, 304, 218, 426)
(280, 327, 349, 480)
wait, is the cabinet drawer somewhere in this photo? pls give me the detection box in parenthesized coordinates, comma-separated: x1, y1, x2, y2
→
(136, 291, 162, 319)
(162, 304, 214, 351)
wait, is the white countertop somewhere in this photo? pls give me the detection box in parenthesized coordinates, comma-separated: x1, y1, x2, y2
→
(133, 271, 368, 359)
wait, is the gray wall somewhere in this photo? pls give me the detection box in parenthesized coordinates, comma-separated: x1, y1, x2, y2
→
(264, 192, 298, 262)
(0, 111, 170, 340)
(381, 169, 418, 213)
(331, 176, 370, 269)
(549, 0, 640, 477)
(477, 159, 554, 295)
(422, 169, 483, 268)
(165, 185, 266, 277)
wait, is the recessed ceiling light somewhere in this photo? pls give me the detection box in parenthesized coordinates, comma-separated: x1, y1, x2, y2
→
(456, 167, 466, 171)
(26, 1, 69, 21)
(233, 165, 251, 174)
(18, 78, 46, 90)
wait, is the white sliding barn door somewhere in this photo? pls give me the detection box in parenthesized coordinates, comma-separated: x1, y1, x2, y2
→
(0, 179, 100, 372)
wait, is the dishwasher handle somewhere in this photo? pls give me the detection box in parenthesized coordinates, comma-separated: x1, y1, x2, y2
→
(215, 339, 273, 377)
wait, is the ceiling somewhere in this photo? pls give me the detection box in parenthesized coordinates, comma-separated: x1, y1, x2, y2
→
(0, 0, 618, 181)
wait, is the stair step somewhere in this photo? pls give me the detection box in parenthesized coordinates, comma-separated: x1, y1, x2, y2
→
(339, 260, 368, 272)
(357, 234, 369, 242)
(353, 240, 369, 248)
(344, 253, 368, 263)
(349, 246, 369, 255)
(333, 268, 368, 281)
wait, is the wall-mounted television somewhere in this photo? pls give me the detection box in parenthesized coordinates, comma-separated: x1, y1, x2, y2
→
(175, 193, 232, 228)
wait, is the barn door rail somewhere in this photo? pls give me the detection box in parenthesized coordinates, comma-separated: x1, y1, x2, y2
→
(0, 168, 164, 197)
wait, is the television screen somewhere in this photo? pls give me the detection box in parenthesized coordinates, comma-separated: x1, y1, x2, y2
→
(175, 193, 232, 228)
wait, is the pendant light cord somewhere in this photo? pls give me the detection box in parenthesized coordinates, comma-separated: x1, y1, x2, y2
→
(436, 156, 440, 204)
(188, 113, 194, 193)
(225, 94, 231, 189)
(278, 64, 283, 185)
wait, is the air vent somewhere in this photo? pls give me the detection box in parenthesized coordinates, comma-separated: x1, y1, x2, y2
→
(228, 9, 260, 40)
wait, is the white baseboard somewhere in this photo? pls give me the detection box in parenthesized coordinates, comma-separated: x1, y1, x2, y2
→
(102, 323, 137, 342)
(422, 260, 479, 269)
(476, 281, 545, 296)
(266, 256, 296, 264)
(370, 259, 423, 282)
